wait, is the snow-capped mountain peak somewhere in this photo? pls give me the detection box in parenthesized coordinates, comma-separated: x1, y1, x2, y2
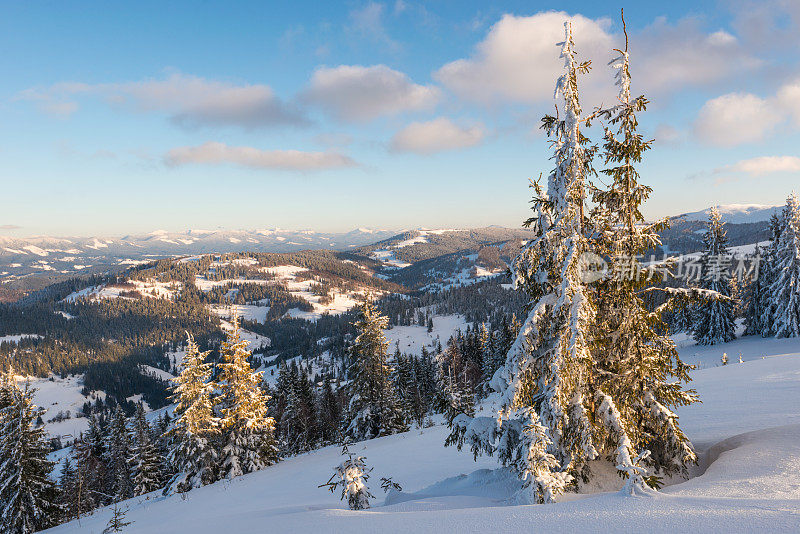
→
(677, 204, 783, 224)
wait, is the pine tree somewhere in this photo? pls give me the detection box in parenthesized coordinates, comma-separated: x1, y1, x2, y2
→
(743, 243, 768, 335)
(488, 21, 598, 500)
(477, 322, 494, 390)
(693, 207, 737, 345)
(104, 502, 132, 533)
(58, 457, 80, 522)
(769, 193, 800, 337)
(131, 404, 163, 496)
(217, 317, 279, 479)
(394, 354, 419, 424)
(318, 379, 343, 445)
(165, 335, 219, 493)
(345, 295, 407, 441)
(447, 16, 699, 500)
(320, 445, 374, 511)
(280, 370, 317, 453)
(589, 17, 697, 481)
(0, 365, 15, 413)
(760, 213, 786, 336)
(0, 383, 61, 533)
(73, 415, 109, 513)
(440, 367, 475, 425)
(105, 405, 133, 501)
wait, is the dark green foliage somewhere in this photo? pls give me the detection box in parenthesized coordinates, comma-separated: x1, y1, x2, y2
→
(0, 384, 62, 533)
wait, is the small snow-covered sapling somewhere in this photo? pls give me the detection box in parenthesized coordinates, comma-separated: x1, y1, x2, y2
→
(319, 444, 374, 510)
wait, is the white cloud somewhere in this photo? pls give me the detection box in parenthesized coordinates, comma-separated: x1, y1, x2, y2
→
(303, 64, 440, 121)
(719, 156, 800, 176)
(633, 19, 761, 95)
(434, 12, 614, 105)
(776, 79, 800, 127)
(694, 78, 800, 146)
(164, 142, 356, 171)
(313, 132, 354, 148)
(349, 2, 400, 52)
(730, 0, 800, 49)
(434, 12, 761, 107)
(19, 73, 308, 129)
(693, 93, 780, 147)
(390, 118, 485, 154)
(654, 124, 683, 145)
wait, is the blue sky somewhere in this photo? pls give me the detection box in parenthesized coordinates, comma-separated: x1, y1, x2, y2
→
(1, 0, 799, 236)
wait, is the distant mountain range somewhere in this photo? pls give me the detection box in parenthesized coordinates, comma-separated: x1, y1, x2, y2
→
(675, 204, 783, 224)
(658, 203, 780, 254)
(0, 202, 785, 293)
(0, 228, 396, 286)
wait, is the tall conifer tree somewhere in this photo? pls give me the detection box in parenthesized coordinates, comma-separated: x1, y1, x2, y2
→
(217, 316, 278, 478)
(166, 335, 219, 492)
(105, 405, 134, 501)
(769, 194, 800, 338)
(590, 15, 698, 480)
(693, 207, 737, 345)
(345, 295, 406, 441)
(131, 404, 163, 496)
(0, 383, 61, 533)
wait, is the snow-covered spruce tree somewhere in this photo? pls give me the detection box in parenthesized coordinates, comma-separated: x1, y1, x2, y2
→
(449, 22, 598, 504)
(58, 457, 80, 522)
(478, 323, 491, 381)
(105, 405, 134, 501)
(131, 404, 163, 496)
(440, 367, 475, 425)
(104, 502, 132, 533)
(320, 444, 374, 511)
(692, 207, 737, 345)
(345, 295, 407, 441)
(0, 365, 15, 413)
(73, 415, 110, 513)
(165, 335, 219, 492)
(318, 379, 343, 445)
(280, 369, 318, 453)
(393, 351, 414, 423)
(589, 22, 697, 483)
(217, 316, 278, 479)
(0, 383, 61, 533)
(769, 193, 800, 338)
(759, 213, 785, 336)
(743, 243, 768, 336)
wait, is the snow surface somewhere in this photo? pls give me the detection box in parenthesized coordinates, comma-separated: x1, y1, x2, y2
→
(44, 335, 800, 533)
(0, 334, 43, 344)
(218, 319, 270, 350)
(14, 373, 104, 442)
(385, 314, 469, 354)
(62, 280, 181, 302)
(211, 303, 270, 324)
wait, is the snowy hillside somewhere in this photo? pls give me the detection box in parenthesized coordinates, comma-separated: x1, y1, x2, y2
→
(14, 373, 105, 442)
(46, 335, 800, 533)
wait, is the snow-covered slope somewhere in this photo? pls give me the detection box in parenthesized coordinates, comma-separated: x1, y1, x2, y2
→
(13, 373, 105, 442)
(46, 336, 800, 533)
